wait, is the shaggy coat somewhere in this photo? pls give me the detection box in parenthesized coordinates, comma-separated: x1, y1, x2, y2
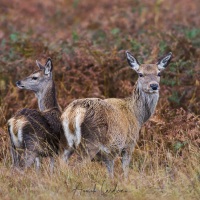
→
(7, 58, 62, 170)
(61, 51, 172, 178)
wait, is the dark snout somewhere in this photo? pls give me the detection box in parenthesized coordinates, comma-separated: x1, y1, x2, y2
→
(16, 80, 24, 88)
(150, 83, 159, 91)
(16, 80, 21, 86)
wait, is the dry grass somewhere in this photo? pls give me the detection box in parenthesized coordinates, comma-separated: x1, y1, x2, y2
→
(0, 0, 200, 199)
(0, 144, 199, 200)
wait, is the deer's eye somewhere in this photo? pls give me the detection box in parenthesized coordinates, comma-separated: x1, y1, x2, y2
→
(138, 73, 144, 77)
(32, 77, 38, 80)
(158, 72, 161, 77)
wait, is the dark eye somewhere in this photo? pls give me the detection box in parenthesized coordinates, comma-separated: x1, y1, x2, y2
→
(138, 73, 144, 77)
(158, 72, 161, 77)
(32, 77, 38, 80)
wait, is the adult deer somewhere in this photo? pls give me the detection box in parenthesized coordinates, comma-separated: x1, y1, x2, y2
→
(61, 51, 172, 178)
(7, 58, 62, 172)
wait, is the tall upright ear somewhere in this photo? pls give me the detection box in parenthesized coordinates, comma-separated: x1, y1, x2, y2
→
(44, 58, 53, 77)
(157, 52, 172, 71)
(36, 60, 44, 70)
(126, 51, 140, 71)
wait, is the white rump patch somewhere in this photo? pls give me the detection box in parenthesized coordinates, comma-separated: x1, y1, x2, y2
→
(17, 128, 23, 144)
(74, 109, 85, 147)
(62, 120, 76, 148)
(8, 117, 27, 148)
(62, 107, 86, 149)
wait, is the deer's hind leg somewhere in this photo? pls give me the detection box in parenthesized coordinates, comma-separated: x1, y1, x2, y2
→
(23, 133, 39, 170)
(121, 143, 135, 179)
(35, 157, 40, 172)
(10, 145, 21, 168)
(62, 148, 74, 163)
(49, 156, 55, 174)
(96, 148, 117, 179)
(24, 150, 37, 170)
(103, 155, 115, 178)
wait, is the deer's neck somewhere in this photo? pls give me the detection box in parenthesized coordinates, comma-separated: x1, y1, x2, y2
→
(36, 81, 59, 112)
(129, 81, 159, 126)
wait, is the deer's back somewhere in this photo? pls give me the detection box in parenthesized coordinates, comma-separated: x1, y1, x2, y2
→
(63, 98, 140, 150)
(9, 108, 60, 155)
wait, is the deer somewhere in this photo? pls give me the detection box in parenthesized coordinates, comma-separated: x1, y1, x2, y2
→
(7, 58, 62, 172)
(61, 51, 172, 178)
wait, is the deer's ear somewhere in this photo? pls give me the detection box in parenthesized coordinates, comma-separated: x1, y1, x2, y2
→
(44, 58, 53, 76)
(126, 51, 140, 71)
(157, 52, 172, 71)
(36, 60, 44, 70)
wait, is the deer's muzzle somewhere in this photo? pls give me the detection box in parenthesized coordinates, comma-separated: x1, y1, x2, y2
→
(16, 81, 25, 88)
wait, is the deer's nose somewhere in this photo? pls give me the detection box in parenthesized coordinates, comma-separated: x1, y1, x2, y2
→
(150, 83, 158, 90)
(16, 81, 21, 86)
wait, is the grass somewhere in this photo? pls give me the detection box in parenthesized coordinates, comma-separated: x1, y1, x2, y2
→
(0, 143, 199, 200)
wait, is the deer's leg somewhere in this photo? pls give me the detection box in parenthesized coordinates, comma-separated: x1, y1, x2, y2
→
(121, 144, 135, 179)
(85, 141, 100, 160)
(23, 132, 41, 170)
(35, 157, 40, 172)
(10, 146, 20, 168)
(105, 158, 114, 178)
(62, 147, 74, 163)
(49, 156, 54, 174)
(102, 154, 115, 178)
(24, 150, 37, 169)
(97, 150, 116, 178)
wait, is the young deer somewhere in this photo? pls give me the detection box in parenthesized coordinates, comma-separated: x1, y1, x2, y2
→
(61, 51, 172, 178)
(7, 58, 62, 172)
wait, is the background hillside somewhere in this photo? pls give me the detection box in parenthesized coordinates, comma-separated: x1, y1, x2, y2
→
(0, 0, 199, 199)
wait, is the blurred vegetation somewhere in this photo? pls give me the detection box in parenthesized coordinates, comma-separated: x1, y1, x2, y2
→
(0, 0, 199, 199)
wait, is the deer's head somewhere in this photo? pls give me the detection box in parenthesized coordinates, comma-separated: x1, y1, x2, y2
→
(126, 51, 172, 94)
(16, 58, 53, 93)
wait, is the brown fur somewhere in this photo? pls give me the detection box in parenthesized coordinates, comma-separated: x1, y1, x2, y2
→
(61, 51, 172, 178)
(7, 58, 63, 171)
